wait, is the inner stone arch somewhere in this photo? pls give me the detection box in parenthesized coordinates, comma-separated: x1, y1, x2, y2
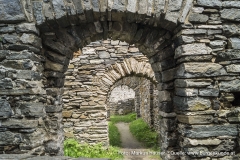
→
(62, 39, 162, 147)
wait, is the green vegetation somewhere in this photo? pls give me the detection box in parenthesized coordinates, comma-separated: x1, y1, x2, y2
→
(110, 112, 136, 124)
(64, 138, 123, 159)
(108, 121, 121, 147)
(129, 118, 159, 150)
(108, 113, 136, 147)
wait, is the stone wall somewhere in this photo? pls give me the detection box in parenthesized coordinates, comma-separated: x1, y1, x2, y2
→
(1, 0, 240, 159)
(62, 39, 154, 144)
(109, 85, 135, 103)
(109, 99, 135, 115)
(109, 76, 158, 129)
(108, 85, 135, 115)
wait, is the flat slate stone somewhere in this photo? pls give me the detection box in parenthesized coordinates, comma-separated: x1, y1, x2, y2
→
(197, 0, 222, 8)
(0, 0, 26, 22)
(173, 96, 211, 111)
(179, 124, 238, 138)
(221, 9, 240, 22)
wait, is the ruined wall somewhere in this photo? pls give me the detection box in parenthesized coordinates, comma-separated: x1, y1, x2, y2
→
(108, 85, 135, 115)
(62, 39, 152, 144)
(1, 0, 240, 159)
(170, 1, 240, 159)
(109, 76, 158, 129)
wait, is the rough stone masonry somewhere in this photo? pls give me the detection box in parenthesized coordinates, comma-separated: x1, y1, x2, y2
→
(1, 0, 240, 160)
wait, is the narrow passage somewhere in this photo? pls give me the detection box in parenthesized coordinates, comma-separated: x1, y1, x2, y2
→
(115, 122, 161, 160)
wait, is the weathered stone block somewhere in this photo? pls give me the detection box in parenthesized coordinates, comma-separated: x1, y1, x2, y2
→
(175, 63, 227, 78)
(1, 119, 38, 128)
(158, 91, 171, 102)
(175, 88, 198, 97)
(0, 99, 12, 119)
(45, 59, 66, 72)
(6, 51, 41, 61)
(173, 96, 211, 111)
(0, 0, 26, 22)
(160, 102, 174, 113)
(177, 115, 213, 124)
(0, 25, 15, 33)
(175, 79, 212, 88)
(197, 0, 222, 8)
(212, 139, 235, 152)
(16, 102, 46, 118)
(188, 13, 209, 23)
(16, 23, 39, 35)
(162, 68, 176, 82)
(219, 79, 240, 92)
(3, 34, 19, 44)
(1, 59, 34, 70)
(98, 51, 110, 58)
(182, 138, 222, 146)
(209, 40, 227, 49)
(226, 64, 240, 73)
(62, 111, 73, 118)
(45, 140, 60, 155)
(0, 131, 22, 145)
(0, 78, 13, 89)
(221, 9, 240, 22)
(178, 124, 238, 138)
(184, 147, 208, 157)
(228, 38, 240, 49)
(160, 118, 176, 132)
(199, 88, 219, 97)
(223, 24, 240, 37)
(45, 105, 62, 113)
(20, 33, 42, 48)
(216, 49, 240, 62)
(223, 1, 240, 8)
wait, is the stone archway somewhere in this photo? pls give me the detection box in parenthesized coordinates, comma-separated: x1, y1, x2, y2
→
(1, 0, 240, 159)
(107, 76, 158, 128)
(62, 39, 158, 147)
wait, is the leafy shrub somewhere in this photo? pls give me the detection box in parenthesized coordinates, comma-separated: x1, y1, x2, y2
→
(109, 122, 121, 147)
(110, 112, 136, 124)
(64, 138, 123, 159)
(129, 118, 159, 150)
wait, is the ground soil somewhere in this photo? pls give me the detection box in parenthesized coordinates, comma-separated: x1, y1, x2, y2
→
(115, 122, 162, 160)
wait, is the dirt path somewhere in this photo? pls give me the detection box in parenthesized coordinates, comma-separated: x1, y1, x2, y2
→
(115, 122, 161, 160)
